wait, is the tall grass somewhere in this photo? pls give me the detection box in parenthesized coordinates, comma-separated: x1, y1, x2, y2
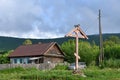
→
(100, 59, 120, 68)
(0, 66, 120, 80)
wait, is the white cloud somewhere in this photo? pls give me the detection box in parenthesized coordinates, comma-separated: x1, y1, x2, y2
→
(0, 0, 120, 38)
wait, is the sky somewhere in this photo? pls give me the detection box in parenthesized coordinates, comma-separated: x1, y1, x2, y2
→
(0, 0, 120, 39)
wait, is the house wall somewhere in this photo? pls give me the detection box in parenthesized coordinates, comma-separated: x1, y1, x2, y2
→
(10, 57, 44, 64)
(10, 57, 29, 64)
(47, 45, 62, 55)
(10, 56, 63, 64)
(43, 45, 64, 63)
(43, 56, 64, 63)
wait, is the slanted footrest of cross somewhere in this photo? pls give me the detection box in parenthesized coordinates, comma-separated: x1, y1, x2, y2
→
(74, 53, 80, 59)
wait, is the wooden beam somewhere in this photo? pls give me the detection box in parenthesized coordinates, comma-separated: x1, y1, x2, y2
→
(99, 9, 104, 65)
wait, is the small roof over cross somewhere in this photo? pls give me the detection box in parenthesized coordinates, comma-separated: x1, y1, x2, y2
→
(65, 24, 88, 39)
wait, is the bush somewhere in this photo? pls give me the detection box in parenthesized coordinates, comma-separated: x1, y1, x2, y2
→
(0, 50, 13, 64)
(104, 45, 120, 59)
(53, 65, 68, 70)
(101, 59, 120, 68)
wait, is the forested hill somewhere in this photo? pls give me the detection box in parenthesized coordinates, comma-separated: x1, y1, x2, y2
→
(0, 33, 120, 51)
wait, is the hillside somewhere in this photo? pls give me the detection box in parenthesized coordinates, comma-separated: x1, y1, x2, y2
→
(0, 37, 73, 51)
(0, 33, 120, 51)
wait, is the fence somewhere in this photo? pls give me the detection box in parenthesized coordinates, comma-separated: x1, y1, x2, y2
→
(0, 63, 56, 70)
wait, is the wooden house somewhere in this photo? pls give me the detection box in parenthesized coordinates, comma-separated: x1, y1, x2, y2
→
(9, 42, 64, 64)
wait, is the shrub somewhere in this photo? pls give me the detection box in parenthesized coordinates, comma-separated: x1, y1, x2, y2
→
(102, 59, 120, 68)
(53, 65, 68, 70)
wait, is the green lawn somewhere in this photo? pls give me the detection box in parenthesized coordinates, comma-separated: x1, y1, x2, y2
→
(0, 66, 120, 80)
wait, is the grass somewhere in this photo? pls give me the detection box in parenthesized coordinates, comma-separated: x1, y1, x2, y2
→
(0, 66, 120, 80)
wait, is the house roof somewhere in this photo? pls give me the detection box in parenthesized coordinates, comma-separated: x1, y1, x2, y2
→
(9, 42, 64, 58)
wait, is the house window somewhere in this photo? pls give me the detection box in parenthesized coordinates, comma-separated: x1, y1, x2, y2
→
(12, 58, 24, 64)
(39, 58, 43, 63)
(14, 58, 17, 64)
(10, 59, 14, 64)
(23, 58, 28, 64)
(17, 59, 20, 64)
(20, 58, 22, 63)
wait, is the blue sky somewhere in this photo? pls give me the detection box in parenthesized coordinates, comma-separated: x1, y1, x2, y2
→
(0, 0, 120, 38)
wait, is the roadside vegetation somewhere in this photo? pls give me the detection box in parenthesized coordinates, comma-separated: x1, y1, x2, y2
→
(0, 66, 120, 80)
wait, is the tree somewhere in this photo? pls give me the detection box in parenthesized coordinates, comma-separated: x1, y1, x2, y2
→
(0, 50, 13, 64)
(23, 39, 32, 45)
(61, 40, 75, 63)
(103, 40, 115, 47)
(78, 41, 99, 65)
(61, 40, 99, 66)
(103, 36, 120, 59)
(103, 36, 120, 68)
(106, 36, 120, 44)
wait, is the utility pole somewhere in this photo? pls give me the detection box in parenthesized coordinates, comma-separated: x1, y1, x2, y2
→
(65, 24, 88, 72)
(99, 9, 104, 65)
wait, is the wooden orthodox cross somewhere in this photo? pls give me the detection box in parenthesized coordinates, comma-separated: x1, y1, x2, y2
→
(65, 24, 88, 71)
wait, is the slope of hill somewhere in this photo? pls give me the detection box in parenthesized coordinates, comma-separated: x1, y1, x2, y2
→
(0, 33, 120, 51)
(0, 36, 73, 50)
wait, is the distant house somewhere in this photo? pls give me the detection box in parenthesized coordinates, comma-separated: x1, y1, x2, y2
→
(9, 42, 64, 64)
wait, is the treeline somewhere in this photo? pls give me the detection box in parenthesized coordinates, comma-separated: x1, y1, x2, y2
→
(61, 36, 120, 68)
(0, 33, 120, 50)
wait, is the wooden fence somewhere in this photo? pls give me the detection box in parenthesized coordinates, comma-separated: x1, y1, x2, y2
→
(0, 63, 56, 70)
